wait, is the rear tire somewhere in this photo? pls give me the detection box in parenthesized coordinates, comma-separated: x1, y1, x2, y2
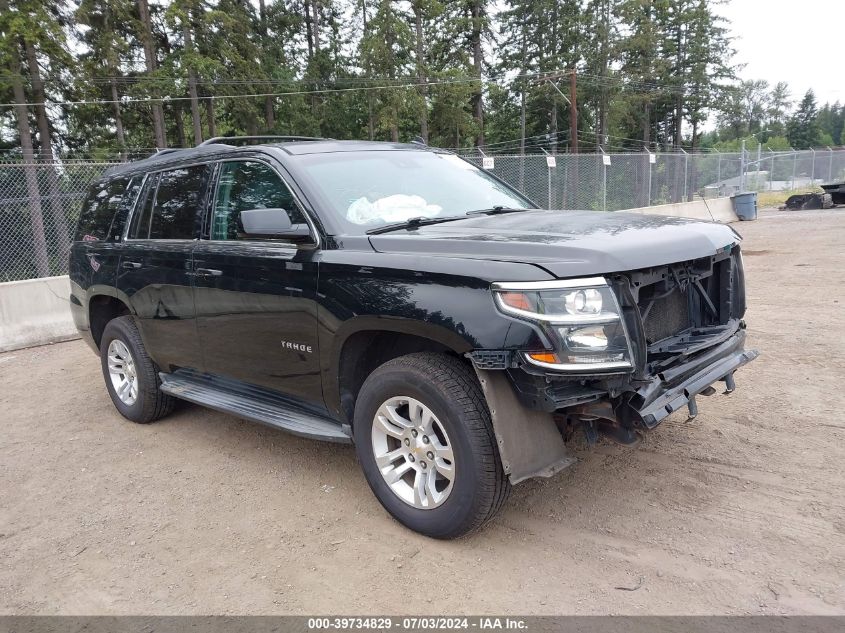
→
(100, 316, 174, 424)
(353, 353, 510, 539)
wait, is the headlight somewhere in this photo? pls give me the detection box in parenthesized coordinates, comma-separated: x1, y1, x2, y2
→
(565, 288, 602, 315)
(492, 277, 633, 373)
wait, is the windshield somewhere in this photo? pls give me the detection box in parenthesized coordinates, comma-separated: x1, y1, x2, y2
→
(294, 150, 535, 232)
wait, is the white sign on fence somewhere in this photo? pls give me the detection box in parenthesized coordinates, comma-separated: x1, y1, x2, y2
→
(602, 154, 611, 166)
(482, 156, 495, 170)
(649, 153, 656, 164)
(545, 156, 556, 168)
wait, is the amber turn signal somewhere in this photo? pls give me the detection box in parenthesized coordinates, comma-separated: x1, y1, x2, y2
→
(500, 291, 533, 311)
(527, 351, 559, 364)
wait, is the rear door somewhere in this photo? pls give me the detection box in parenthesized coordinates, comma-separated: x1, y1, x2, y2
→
(70, 175, 143, 298)
(192, 158, 323, 406)
(117, 164, 211, 372)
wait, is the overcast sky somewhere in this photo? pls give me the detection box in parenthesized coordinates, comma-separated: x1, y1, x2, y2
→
(717, 0, 843, 107)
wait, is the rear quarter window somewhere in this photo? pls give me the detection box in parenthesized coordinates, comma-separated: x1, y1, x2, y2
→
(74, 176, 140, 242)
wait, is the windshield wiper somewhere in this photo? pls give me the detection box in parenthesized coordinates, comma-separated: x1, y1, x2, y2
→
(366, 216, 467, 235)
(465, 205, 531, 216)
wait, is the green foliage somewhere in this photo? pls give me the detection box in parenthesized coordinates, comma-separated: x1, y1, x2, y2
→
(817, 102, 843, 146)
(786, 90, 822, 149)
(0, 0, 838, 159)
(763, 136, 792, 151)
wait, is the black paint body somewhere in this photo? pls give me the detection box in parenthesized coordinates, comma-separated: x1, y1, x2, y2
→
(69, 140, 750, 430)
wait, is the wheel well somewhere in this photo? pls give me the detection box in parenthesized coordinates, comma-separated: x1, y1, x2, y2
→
(338, 331, 467, 424)
(89, 296, 130, 350)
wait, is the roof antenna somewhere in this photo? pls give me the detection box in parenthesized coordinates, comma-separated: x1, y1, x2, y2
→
(411, 136, 427, 146)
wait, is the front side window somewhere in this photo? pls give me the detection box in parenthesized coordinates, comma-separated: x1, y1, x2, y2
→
(211, 160, 305, 240)
(294, 150, 533, 232)
(131, 165, 208, 240)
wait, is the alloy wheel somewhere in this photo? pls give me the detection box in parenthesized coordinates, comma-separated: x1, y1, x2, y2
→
(370, 396, 455, 509)
(107, 339, 138, 406)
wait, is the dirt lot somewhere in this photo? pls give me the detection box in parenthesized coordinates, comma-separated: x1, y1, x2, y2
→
(1, 209, 844, 615)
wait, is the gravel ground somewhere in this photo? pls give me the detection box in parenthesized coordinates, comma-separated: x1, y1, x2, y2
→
(1, 209, 844, 615)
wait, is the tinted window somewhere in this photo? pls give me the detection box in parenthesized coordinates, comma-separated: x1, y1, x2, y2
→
(143, 165, 208, 240)
(75, 177, 138, 241)
(211, 161, 305, 240)
(129, 173, 158, 239)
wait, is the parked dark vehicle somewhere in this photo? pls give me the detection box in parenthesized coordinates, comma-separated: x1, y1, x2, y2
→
(70, 137, 757, 538)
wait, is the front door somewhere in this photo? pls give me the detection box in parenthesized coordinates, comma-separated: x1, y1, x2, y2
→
(192, 159, 323, 406)
(117, 165, 210, 372)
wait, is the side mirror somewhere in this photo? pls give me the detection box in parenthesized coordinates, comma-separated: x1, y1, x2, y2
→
(239, 208, 314, 243)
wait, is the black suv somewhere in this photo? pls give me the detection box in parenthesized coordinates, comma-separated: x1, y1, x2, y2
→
(70, 137, 757, 538)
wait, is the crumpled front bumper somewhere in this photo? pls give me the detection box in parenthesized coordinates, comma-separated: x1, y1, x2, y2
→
(472, 325, 757, 485)
(629, 329, 758, 428)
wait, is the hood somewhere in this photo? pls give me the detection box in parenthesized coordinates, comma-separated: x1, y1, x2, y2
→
(367, 210, 740, 278)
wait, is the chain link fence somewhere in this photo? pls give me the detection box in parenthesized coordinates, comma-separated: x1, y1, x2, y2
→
(459, 151, 747, 210)
(0, 161, 118, 283)
(744, 148, 845, 192)
(460, 148, 845, 208)
(2, 147, 844, 283)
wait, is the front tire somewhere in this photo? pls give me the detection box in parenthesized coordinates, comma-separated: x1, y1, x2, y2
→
(353, 353, 510, 539)
(100, 316, 174, 424)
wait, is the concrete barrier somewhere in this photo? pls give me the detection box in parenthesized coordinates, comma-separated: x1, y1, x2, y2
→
(0, 275, 79, 353)
(620, 197, 739, 223)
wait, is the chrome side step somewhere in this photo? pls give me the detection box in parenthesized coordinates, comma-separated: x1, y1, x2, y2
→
(159, 370, 351, 443)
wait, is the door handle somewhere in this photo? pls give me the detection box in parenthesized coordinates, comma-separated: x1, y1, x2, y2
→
(121, 261, 142, 269)
(195, 267, 223, 277)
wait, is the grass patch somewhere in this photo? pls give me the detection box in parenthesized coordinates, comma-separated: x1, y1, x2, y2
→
(757, 187, 823, 209)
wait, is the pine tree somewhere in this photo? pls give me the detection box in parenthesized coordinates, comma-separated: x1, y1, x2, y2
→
(497, 0, 541, 153)
(359, 0, 413, 142)
(0, 0, 73, 265)
(75, 0, 137, 158)
(410, 0, 437, 142)
(816, 102, 840, 146)
(497, 0, 581, 153)
(0, 0, 50, 276)
(136, 0, 168, 148)
(583, 0, 620, 151)
(765, 81, 791, 138)
(786, 90, 822, 149)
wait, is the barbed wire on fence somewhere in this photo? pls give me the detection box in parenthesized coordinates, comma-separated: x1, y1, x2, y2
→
(1, 148, 844, 283)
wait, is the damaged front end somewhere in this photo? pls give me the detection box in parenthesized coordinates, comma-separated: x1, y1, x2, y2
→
(472, 243, 758, 484)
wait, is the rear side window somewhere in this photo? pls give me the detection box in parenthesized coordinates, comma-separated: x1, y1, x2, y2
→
(128, 173, 158, 239)
(132, 165, 209, 240)
(75, 176, 138, 242)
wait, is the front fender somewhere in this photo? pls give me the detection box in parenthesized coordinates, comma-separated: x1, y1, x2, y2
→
(333, 316, 474, 356)
(315, 250, 552, 420)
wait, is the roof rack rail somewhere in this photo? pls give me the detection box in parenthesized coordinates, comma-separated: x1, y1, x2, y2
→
(153, 148, 183, 157)
(197, 135, 325, 147)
